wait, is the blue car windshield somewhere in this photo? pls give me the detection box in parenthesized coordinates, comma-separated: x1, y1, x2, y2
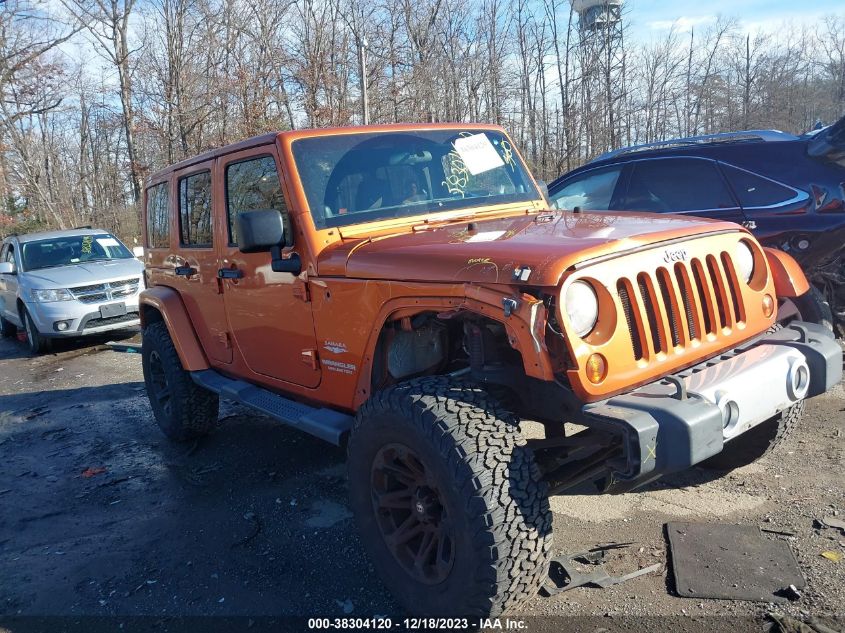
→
(292, 130, 540, 229)
(21, 234, 133, 271)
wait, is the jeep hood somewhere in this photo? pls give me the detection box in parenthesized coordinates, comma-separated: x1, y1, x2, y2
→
(318, 211, 744, 286)
(23, 258, 144, 288)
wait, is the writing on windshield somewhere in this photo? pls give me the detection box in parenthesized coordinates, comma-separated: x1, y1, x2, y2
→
(292, 130, 540, 229)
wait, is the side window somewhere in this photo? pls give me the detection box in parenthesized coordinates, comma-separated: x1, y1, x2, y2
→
(550, 166, 623, 211)
(721, 164, 800, 208)
(145, 182, 170, 248)
(624, 159, 735, 213)
(225, 156, 286, 244)
(179, 171, 213, 247)
(2, 244, 15, 265)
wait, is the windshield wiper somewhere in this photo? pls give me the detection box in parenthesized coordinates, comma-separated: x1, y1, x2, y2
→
(412, 205, 533, 230)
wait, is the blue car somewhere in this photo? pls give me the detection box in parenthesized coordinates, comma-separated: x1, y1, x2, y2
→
(548, 116, 845, 336)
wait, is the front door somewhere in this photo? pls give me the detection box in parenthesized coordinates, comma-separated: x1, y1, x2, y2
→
(621, 158, 748, 224)
(0, 243, 20, 324)
(166, 161, 232, 364)
(217, 147, 321, 388)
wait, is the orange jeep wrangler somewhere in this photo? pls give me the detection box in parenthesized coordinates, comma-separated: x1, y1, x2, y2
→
(139, 124, 841, 617)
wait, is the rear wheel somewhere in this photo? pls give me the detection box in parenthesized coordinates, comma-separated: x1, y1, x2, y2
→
(22, 308, 51, 354)
(700, 401, 805, 471)
(347, 377, 552, 617)
(142, 321, 218, 441)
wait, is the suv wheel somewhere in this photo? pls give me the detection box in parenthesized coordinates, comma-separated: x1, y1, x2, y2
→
(701, 400, 804, 471)
(22, 308, 51, 354)
(0, 315, 16, 338)
(781, 286, 834, 332)
(347, 376, 552, 617)
(142, 321, 218, 441)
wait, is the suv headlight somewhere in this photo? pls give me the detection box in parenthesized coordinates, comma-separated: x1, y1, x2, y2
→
(735, 241, 755, 283)
(31, 288, 74, 302)
(564, 280, 599, 337)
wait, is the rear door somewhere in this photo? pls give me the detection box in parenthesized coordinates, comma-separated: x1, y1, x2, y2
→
(217, 146, 321, 388)
(166, 162, 233, 364)
(620, 157, 747, 223)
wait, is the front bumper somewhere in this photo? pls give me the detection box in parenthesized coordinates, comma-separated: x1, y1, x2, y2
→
(25, 297, 140, 338)
(582, 322, 842, 489)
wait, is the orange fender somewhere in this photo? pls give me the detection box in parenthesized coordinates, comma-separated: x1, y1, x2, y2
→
(139, 286, 209, 371)
(764, 248, 810, 299)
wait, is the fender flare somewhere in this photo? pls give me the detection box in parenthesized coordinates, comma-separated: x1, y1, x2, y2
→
(764, 247, 810, 298)
(139, 286, 209, 371)
(351, 286, 554, 409)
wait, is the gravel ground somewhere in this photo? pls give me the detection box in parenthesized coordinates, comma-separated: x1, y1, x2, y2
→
(0, 331, 842, 633)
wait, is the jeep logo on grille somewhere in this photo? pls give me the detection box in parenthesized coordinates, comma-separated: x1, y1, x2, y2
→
(663, 248, 688, 263)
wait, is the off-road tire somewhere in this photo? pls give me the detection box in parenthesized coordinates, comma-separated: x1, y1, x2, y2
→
(700, 400, 805, 471)
(347, 376, 553, 617)
(141, 321, 218, 441)
(784, 286, 834, 333)
(22, 308, 51, 354)
(0, 315, 16, 338)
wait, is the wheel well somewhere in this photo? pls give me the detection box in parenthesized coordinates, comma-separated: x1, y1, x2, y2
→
(140, 304, 164, 327)
(369, 310, 525, 394)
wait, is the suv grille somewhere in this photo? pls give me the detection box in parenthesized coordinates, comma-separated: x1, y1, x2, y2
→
(70, 278, 140, 304)
(617, 252, 744, 361)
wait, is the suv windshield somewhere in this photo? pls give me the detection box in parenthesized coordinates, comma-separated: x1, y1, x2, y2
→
(292, 129, 540, 229)
(21, 234, 133, 271)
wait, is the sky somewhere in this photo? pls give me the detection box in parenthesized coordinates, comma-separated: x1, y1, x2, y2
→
(39, 0, 845, 90)
(628, 0, 844, 40)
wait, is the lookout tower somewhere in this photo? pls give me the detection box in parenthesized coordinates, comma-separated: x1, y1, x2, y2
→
(571, 0, 626, 155)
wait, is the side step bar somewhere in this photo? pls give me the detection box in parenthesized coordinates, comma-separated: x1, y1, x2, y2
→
(190, 369, 352, 445)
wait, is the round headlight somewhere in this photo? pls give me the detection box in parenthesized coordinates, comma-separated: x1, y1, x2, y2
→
(564, 280, 599, 337)
(735, 241, 755, 283)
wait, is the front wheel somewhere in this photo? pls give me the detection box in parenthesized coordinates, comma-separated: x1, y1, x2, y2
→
(0, 315, 16, 338)
(779, 286, 834, 332)
(347, 377, 552, 617)
(22, 308, 51, 354)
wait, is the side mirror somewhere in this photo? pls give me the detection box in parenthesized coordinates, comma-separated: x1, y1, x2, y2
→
(0, 261, 15, 275)
(235, 209, 301, 275)
(236, 209, 286, 253)
(536, 179, 550, 203)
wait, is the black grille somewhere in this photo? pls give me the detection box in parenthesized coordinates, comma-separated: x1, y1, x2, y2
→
(674, 263, 698, 341)
(656, 269, 682, 348)
(83, 312, 139, 330)
(615, 252, 744, 362)
(617, 280, 643, 361)
(637, 274, 664, 354)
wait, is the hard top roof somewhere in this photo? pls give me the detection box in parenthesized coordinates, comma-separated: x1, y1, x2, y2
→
(145, 123, 506, 185)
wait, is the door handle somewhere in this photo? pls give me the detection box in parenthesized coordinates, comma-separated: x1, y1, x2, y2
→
(217, 267, 243, 279)
(174, 265, 197, 277)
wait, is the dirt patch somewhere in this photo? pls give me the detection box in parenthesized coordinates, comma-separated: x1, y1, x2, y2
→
(0, 334, 843, 627)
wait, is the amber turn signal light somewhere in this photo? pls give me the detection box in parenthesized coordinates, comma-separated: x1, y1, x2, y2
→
(586, 353, 607, 384)
(762, 294, 775, 318)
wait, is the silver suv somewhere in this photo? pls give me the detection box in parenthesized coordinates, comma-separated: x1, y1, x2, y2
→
(0, 228, 144, 353)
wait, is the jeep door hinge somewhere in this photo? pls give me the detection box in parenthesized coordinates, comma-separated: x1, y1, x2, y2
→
(293, 278, 310, 303)
(217, 331, 232, 349)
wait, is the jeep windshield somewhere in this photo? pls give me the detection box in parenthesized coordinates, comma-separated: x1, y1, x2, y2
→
(292, 129, 541, 229)
(21, 234, 133, 271)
